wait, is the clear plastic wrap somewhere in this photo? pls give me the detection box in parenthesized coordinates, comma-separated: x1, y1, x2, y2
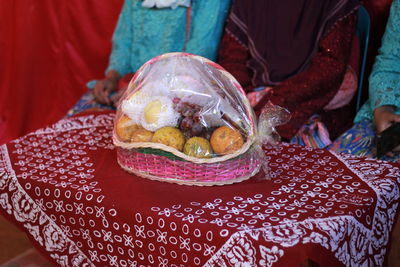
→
(113, 53, 289, 186)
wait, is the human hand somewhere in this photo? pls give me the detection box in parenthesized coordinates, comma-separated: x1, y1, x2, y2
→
(110, 90, 125, 108)
(373, 105, 400, 133)
(374, 105, 400, 156)
(388, 145, 400, 156)
(93, 71, 121, 105)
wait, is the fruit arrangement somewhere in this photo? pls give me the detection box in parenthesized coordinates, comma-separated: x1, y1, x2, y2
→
(113, 52, 253, 161)
(112, 53, 267, 186)
(115, 96, 246, 159)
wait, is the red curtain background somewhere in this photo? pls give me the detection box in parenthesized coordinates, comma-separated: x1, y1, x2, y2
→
(0, 0, 394, 144)
(0, 0, 123, 144)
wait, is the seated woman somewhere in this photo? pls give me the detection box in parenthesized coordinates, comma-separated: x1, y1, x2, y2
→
(68, 0, 231, 115)
(331, 0, 400, 162)
(217, 0, 360, 148)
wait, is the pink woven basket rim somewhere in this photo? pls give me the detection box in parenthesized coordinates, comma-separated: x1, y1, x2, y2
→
(117, 148, 261, 186)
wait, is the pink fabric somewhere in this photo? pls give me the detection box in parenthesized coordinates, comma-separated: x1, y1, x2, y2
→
(0, 0, 124, 144)
(323, 66, 358, 111)
(0, 111, 399, 266)
(247, 87, 272, 107)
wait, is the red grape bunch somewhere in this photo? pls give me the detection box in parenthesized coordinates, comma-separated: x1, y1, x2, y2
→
(173, 99, 211, 139)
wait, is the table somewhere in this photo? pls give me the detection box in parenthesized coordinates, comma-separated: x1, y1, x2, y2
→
(1, 111, 399, 266)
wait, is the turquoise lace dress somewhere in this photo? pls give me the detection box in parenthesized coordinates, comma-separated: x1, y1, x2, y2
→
(68, 0, 231, 115)
(330, 0, 400, 161)
(106, 0, 231, 76)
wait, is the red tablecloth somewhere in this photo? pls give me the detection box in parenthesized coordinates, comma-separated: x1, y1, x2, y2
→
(0, 111, 399, 266)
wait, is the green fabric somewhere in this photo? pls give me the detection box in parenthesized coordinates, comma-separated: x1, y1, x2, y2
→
(355, 0, 400, 122)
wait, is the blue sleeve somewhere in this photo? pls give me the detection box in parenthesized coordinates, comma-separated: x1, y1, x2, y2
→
(368, 0, 400, 112)
(106, 0, 134, 76)
(184, 0, 231, 61)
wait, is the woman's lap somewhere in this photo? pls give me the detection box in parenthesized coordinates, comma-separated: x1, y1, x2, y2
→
(290, 115, 332, 149)
(330, 120, 400, 162)
(66, 91, 115, 117)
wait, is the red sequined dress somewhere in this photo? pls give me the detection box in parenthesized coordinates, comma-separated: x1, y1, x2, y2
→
(218, 13, 359, 143)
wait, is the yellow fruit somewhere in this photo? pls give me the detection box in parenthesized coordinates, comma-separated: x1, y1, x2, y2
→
(131, 128, 154, 142)
(210, 126, 244, 155)
(152, 127, 185, 151)
(115, 115, 139, 142)
(183, 137, 213, 158)
(143, 100, 162, 124)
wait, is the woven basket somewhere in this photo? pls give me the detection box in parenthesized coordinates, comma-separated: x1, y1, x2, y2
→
(114, 53, 260, 186)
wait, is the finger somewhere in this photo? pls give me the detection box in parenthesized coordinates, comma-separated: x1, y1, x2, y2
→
(100, 88, 110, 105)
(385, 145, 400, 158)
(377, 123, 391, 134)
(378, 115, 400, 133)
(93, 81, 103, 95)
(97, 91, 107, 105)
(93, 81, 106, 103)
(391, 114, 400, 123)
(104, 84, 114, 105)
(383, 113, 400, 125)
(111, 91, 123, 107)
(99, 86, 111, 105)
(377, 116, 395, 133)
(111, 96, 118, 108)
(392, 144, 400, 152)
(386, 151, 395, 157)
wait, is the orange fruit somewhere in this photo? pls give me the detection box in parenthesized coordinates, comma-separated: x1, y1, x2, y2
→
(210, 126, 244, 155)
(115, 115, 139, 142)
(131, 128, 154, 142)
